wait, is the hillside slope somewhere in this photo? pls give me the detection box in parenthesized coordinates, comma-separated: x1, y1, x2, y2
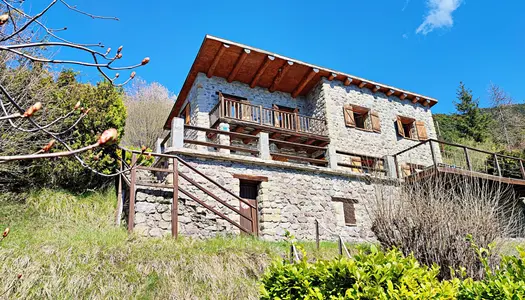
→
(0, 189, 344, 299)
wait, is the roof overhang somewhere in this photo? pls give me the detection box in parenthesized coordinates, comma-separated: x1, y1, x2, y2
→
(164, 35, 438, 129)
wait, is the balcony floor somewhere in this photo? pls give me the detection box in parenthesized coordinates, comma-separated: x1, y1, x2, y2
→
(211, 117, 330, 147)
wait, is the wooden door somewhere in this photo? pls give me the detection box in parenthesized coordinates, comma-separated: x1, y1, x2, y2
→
(239, 180, 258, 234)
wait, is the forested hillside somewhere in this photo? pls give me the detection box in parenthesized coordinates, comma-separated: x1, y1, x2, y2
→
(433, 83, 525, 158)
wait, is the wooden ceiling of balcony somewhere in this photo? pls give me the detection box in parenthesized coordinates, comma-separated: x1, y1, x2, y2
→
(165, 35, 438, 129)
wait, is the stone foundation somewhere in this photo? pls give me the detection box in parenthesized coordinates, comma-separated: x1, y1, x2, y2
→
(129, 155, 397, 242)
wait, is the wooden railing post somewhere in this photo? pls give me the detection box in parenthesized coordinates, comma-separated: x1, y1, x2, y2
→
(494, 154, 502, 177)
(127, 153, 137, 233)
(315, 219, 320, 250)
(115, 159, 123, 226)
(429, 140, 437, 166)
(219, 92, 224, 118)
(464, 147, 472, 171)
(520, 160, 525, 180)
(171, 157, 179, 238)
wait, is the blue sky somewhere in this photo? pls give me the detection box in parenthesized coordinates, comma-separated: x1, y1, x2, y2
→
(29, 0, 525, 114)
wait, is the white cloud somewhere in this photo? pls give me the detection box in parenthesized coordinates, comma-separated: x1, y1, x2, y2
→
(416, 0, 463, 35)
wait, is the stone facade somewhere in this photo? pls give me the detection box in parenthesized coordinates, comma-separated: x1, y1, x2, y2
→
(131, 156, 396, 242)
(147, 68, 441, 242)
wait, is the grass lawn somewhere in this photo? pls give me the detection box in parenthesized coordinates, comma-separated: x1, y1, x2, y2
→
(0, 189, 356, 299)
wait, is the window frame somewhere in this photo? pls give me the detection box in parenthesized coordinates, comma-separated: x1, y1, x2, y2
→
(343, 105, 381, 133)
(396, 116, 418, 140)
(332, 197, 358, 226)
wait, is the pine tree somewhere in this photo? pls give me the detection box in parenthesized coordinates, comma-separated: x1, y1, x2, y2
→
(454, 82, 492, 142)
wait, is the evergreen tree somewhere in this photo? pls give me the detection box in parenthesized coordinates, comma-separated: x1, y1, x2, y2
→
(454, 82, 491, 142)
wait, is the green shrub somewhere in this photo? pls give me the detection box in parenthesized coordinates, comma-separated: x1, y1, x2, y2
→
(260, 245, 458, 299)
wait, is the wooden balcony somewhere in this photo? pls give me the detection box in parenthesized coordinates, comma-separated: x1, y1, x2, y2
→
(209, 93, 328, 140)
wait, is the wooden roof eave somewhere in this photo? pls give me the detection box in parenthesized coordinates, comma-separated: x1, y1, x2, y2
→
(164, 35, 438, 129)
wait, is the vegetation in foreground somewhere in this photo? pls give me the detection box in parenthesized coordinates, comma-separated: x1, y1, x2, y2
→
(0, 189, 351, 299)
(261, 242, 525, 299)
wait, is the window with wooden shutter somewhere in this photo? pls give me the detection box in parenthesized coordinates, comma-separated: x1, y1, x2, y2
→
(343, 105, 355, 127)
(396, 117, 405, 137)
(371, 111, 381, 133)
(397, 116, 421, 139)
(415, 121, 428, 140)
(332, 197, 357, 225)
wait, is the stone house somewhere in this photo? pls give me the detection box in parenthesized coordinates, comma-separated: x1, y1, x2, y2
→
(128, 35, 446, 241)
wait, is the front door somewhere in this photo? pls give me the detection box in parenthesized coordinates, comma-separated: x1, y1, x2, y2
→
(239, 180, 258, 234)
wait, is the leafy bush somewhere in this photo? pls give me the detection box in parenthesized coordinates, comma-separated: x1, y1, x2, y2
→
(262, 237, 525, 299)
(260, 245, 457, 299)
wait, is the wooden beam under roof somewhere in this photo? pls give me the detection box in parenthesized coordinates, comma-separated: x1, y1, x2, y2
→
(358, 81, 367, 89)
(227, 48, 250, 83)
(250, 55, 275, 88)
(328, 73, 337, 81)
(269, 61, 293, 92)
(207, 44, 230, 78)
(292, 68, 319, 98)
(344, 77, 353, 86)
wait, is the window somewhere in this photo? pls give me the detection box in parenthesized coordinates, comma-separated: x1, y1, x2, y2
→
(179, 103, 190, 125)
(343, 105, 380, 132)
(396, 116, 428, 141)
(332, 197, 357, 226)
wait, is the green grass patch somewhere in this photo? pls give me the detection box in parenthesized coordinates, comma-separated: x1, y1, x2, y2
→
(0, 189, 353, 299)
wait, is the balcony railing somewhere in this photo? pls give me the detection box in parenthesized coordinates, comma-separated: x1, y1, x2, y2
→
(210, 93, 328, 136)
(393, 138, 525, 181)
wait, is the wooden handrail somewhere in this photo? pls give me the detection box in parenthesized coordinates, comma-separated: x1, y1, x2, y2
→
(183, 139, 259, 154)
(118, 146, 257, 209)
(185, 125, 259, 140)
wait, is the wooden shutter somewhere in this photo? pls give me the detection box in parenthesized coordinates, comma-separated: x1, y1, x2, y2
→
(351, 156, 363, 173)
(184, 104, 190, 124)
(370, 111, 381, 133)
(415, 121, 428, 140)
(343, 105, 355, 127)
(343, 202, 356, 225)
(396, 117, 405, 137)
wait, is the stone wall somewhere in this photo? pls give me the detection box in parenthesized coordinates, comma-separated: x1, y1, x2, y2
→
(131, 155, 396, 242)
(321, 78, 441, 166)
